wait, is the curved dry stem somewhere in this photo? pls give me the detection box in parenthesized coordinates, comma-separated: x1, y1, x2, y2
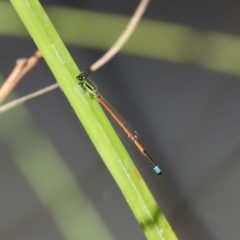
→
(90, 0, 150, 71)
(0, 83, 58, 113)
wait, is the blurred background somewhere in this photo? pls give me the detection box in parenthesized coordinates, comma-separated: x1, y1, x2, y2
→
(1, 0, 240, 239)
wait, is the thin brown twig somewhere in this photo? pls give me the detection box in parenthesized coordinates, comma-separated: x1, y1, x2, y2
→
(90, 0, 150, 72)
(0, 83, 59, 113)
(0, 50, 42, 105)
(0, 59, 27, 104)
(0, 0, 149, 113)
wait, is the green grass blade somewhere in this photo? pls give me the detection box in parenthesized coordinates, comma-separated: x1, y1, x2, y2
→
(10, 0, 178, 239)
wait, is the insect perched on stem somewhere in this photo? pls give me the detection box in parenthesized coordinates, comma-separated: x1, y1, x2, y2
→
(76, 70, 162, 176)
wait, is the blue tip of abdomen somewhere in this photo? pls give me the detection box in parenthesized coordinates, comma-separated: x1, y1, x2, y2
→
(153, 166, 162, 176)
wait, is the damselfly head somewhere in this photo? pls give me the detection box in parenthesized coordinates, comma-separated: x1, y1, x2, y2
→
(76, 70, 90, 81)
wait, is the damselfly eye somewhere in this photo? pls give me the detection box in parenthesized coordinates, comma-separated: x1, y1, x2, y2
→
(76, 75, 82, 80)
(83, 70, 90, 75)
